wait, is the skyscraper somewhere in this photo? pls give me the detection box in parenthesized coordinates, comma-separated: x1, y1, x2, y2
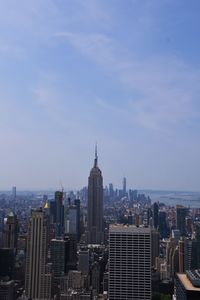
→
(55, 191, 64, 236)
(25, 208, 52, 299)
(179, 239, 185, 273)
(87, 146, 104, 244)
(122, 177, 126, 196)
(151, 229, 160, 268)
(0, 210, 4, 247)
(3, 212, 18, 251)
(0, 248, 15, 280)
(158, 211, 168, 238)
(50, 238, 67, 277)
(78, 247, 90, 275)
(109, 183, 114, 198)
(109, 225, 152, 300)
(74, 199, 81, 241)
(153, 202, 159, 230)
(65, 199, 80, 240)
(65, 205, 78, 236)
(12, 186, 16, 212)
(176, 205, 188, 236)
(65, 234, 77, 272)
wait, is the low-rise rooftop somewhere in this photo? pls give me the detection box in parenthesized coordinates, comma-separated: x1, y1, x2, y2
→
(177, 273, 200, 291)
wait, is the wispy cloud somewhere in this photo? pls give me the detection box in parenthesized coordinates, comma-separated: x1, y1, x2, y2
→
(0, 0, 200, 189)
(56, 30, 200, 133)
(0, 42, 25, 59)
(75, 0, 112, 26)
(55, 32, 115, 65)
(33, 80, 98, 139)
(1, 0, 199, 134)
(33, 85, 71, 132)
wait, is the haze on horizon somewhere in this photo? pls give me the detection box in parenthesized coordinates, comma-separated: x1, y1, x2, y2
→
(0, 0, 200, 191)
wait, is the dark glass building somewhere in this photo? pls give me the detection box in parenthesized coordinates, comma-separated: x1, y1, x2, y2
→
(176, 205, 188, 237)
(0, 248, 15, 280)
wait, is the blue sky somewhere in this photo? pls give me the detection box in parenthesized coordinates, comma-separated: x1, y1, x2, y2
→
(0, 0, 200, 190)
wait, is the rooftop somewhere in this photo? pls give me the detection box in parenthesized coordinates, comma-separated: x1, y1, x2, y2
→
(177, 274, 200, 291)
(109, 224, 151, 233)
(186, 270, 200, 287)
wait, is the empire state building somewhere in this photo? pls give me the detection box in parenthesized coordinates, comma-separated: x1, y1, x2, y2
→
(87, 147, 104, 244)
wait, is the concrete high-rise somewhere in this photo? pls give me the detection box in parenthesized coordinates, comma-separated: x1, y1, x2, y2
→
(25, 208, 52, 299)
(109, 225, 152, 300)
(78, 247, 90, 275)
(3, 212, 18, 251)
(87, 146, 104, 244)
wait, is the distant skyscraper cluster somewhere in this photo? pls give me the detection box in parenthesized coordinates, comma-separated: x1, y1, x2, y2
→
(0, 148, 200, 299)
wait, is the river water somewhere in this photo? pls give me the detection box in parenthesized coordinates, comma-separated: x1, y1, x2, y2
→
(140, 190, 200, 208)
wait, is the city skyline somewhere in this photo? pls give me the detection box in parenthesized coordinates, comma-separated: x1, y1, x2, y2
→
(0, 1, 200, 190)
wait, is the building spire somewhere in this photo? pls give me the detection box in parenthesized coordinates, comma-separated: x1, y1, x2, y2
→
(94, 143, 98, 167)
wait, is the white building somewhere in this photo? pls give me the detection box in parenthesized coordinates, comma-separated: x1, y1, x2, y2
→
(109, 225, 151, 300)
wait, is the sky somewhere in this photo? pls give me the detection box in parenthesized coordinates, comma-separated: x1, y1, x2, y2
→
(0, 0, 200, 191)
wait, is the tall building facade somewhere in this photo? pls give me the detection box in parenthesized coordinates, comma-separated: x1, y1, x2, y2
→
(65, 234, 77, 272)
(55, 191, 64, 236)
(0, 248, 15, 280)
(109, 225, 151, 300)
(50, 239, 67, 277)
(122, 177, 126, 196)
(74, 199, 80, 241)
(12, 186, 17, 213)
(151, 229, 160, 268)
(158, 211, 168, 238)
(153, 202, 159, 230)
(25, 209, 52, 299)
(179, 239, 185, 273)
(65, 199, 80, 240)
(65, 205, 77, 235)
(0, 280, 14, 300)
(0, 210, 4, 247)
(87, 147, 104, 244)
(3, 212, 18, 251)
(176, 205, 188, 236)
(78, 248, 90, 275)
